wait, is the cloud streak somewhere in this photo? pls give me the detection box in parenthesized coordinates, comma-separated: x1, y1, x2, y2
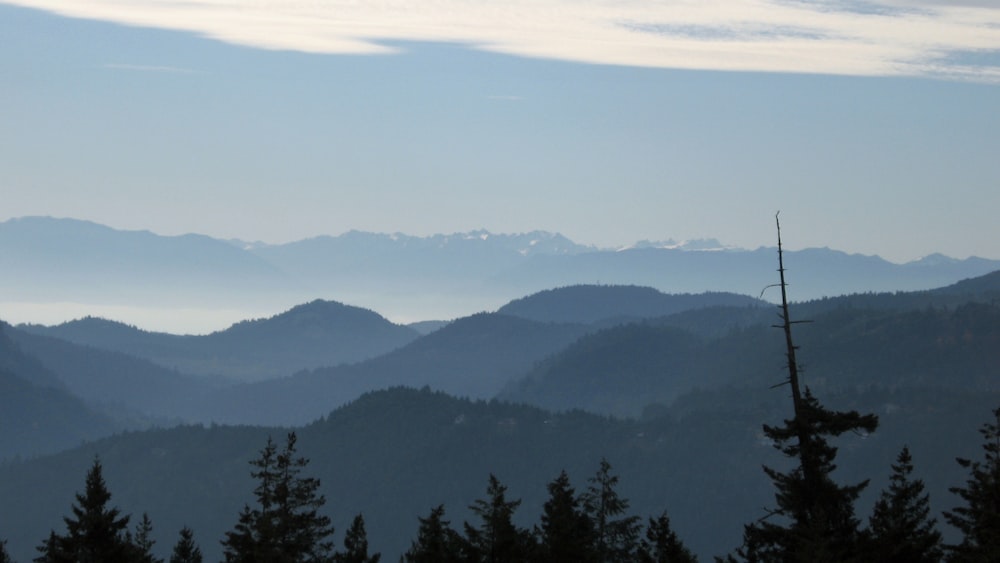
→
(5, 0, 1000, 81)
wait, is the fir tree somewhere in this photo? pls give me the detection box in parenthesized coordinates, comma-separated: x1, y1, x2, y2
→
(403, 505, 466, 563)
(221, 432, 335, 563)
(535, 470, 595, 563)
(169, 527, 202, 563)
(582, 458, 641, 563)
(865, 446, 943, 563)
(736, 215, 878, 562)
(639, 511, 697, 563)
(333, 514, 380, 563)
(464, 474, 534, 563)
(35, 457, 134, 563)
(944, 406, 1000, 562)
(129, 513, 162, 563)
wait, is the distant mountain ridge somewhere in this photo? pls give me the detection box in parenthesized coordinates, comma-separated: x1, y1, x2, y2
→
(19, 299, 419, 381)
(4, 215, 999, 330)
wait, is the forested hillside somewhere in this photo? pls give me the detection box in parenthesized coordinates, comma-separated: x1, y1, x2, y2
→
(503, 302, 1000, 416)
(0, 386, 996, 562)
(1, 271, 999, 561)
(19, 300, 419, 381)
(0, 326, 124, 459)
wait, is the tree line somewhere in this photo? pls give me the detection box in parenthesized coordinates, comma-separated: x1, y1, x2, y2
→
(3, 220, 998, 562)
(1, 403, 998, 563)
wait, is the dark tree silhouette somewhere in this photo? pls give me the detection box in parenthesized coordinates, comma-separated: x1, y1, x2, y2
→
(638, 511, 697, 563)
(129, 513, 162, 563)
(582, 458, 641, 563)
(169, 527, 203, 563)
(403, 505, 466, 563)
(1, 539, 12, 563)
(464, 474, 534, 563)
(535, 470, 595, 563)
(944, 407, 1000, 562)
(865, 446, 943, 563)
(735, 215, 878, 562)
(35, 457, 134, 563)
(221, 432, 335, 563)
(334, 514, 380, 563)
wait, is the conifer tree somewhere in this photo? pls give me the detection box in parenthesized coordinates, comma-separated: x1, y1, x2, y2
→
(221, 432, 335, 563)
(129, 513, 162, 563)
(334, 514, 380, 563)
(582, 458, 641, 563)
(638, 511, 697, 563)
(0, 539, 12, 563)
(464, 474, 535, 563)
(169, 527, 202, 563)
(403, 505, 466, 563)
(944, 406, 1000, 562)
(35, 457, 134, 563)
(536, 470, 595, 563)
(865, 446, 943, 563)
(735, 215, 878, 562)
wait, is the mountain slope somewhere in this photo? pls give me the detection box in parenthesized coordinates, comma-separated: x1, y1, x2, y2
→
(0, 326, 124, 460)
(204, 313, 591, 426)
(20, 300, 420, 381)
(0, 385, 994, 563)
(496, 285, 763, 324)
(6, 326, 225, 422)
(4, 216, 1000, 331)
(502, 301, 1000, 418)
(0, 216, 294, 305)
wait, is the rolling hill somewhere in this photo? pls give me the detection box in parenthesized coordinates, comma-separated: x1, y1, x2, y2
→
(19, 300, 420, 382)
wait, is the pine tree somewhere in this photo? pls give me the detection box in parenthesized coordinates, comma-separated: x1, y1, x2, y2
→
(221, 432, 335, 563)
(0, 539, 12, 563)
(639, 511, 697, 563)
(129, 513, 162, 563)
(464, 474, 534, 563)
(944, 406, 1000, 562)
(535, 470, 595, 563)
(35, 457, 134, 563)
(582, 458, 641, 563)
(169, 527, 202, 563)
(736, 215, 878, 562)
(333, 514, 380, 563)
(865, 446, 943, 563)
(403, 505, 466, 563)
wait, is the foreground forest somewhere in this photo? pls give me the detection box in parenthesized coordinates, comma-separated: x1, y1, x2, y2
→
(1, 253, 999, 560)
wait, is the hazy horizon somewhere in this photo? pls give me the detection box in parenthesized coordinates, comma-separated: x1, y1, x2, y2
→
(2, 1, 999, 266)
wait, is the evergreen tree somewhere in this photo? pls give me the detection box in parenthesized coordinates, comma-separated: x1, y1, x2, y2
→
(535, 470, 595, 563)
(129, 513, 162, 563)
(639, 511, 697, 563)
(1, 539, 12, 563)
(464, 474, 534, 563)
(403, 505, 466, 563)
(944, 406, 1000, 562)
(35, 531, 65, 563)
(35, 457, 134, 563)
(221, 432, 335, 563)
(582, 458, 641, 563)
(333, 514, 380, 563)
(169, 527, 202, 563)
(736, 215, 878, 562)
(865, 446, 943, 563)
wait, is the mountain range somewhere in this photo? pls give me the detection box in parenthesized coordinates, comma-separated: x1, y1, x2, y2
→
(1, 217, 1000, 561)
(4, 215, 999, 330)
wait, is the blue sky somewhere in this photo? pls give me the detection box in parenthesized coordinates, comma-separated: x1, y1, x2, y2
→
(2, 0, 1000, 262)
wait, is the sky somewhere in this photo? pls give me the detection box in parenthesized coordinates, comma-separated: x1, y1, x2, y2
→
(2, 0, 1000, 263)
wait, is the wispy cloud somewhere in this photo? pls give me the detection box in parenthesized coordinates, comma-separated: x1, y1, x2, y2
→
(6, 0, 1000, 81)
